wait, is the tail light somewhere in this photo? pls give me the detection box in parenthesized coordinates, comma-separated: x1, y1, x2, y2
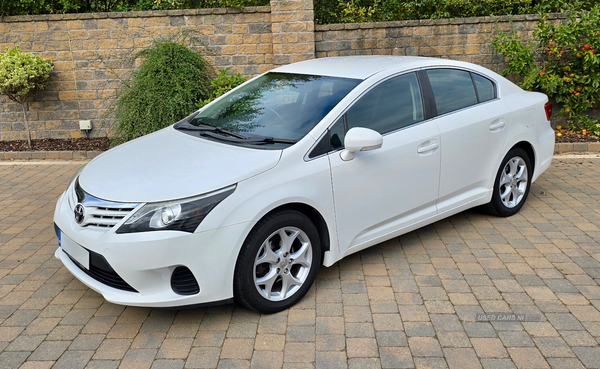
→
(544, 101, 552, 121)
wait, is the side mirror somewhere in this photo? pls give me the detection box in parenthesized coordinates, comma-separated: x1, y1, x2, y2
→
(340, 127, 383, 161)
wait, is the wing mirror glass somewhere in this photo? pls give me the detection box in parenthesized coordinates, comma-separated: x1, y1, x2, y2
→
(340, 127, 383, 161)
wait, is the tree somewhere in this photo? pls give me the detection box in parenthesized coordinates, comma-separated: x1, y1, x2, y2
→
(0, 46, 53, 147)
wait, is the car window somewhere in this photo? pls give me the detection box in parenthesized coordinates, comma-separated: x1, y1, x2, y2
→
(345, 72, 424, 135)
(426, 69, 478, 115)
(472, 73, 496, 102)
(269, 84, 300, 105)
(189, 73, 360, 142)
(330, 116, 345, 150)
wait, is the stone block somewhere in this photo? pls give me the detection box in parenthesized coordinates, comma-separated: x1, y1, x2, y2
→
(73, 151, 87, 159)
(17, 151, 32, 159)
(58, 151, 74, 159)
(556, 143, 573, 153)
(587, 142, 600, 152)
(572, 142, 587, 152)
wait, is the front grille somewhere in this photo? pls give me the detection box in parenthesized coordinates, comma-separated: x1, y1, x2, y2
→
(85, 207, 136, 229)
(171, 266, 200, 295)
(70, 179, 138, 230)
(67, 248, 138, 293)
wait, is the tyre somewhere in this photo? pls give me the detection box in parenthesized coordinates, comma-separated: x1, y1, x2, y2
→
(234, 209, 321, 313)
(484, 147, 532, 217)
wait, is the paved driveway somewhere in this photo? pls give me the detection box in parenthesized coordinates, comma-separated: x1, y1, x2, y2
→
(1, 156, 600, 369)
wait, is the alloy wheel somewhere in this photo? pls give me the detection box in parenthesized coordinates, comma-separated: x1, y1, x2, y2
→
(499, 156, 528, 209)
(253, 227, 312, 301)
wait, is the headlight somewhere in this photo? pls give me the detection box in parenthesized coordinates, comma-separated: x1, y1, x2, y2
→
(116, 185, 236, 234)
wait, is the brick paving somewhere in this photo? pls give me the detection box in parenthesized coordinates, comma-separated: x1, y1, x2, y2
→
(1, 156, 600, 369)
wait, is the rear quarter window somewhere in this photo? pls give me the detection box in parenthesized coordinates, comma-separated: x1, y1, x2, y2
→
(472, 73, 496, 102)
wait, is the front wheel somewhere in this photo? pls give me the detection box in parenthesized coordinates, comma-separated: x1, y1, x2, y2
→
(484, 147, 532, 217)
(234, 209, 321, 313)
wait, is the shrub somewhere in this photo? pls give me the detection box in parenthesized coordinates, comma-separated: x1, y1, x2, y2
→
(110, 38, 211, 144)
(490, 1, 600, 135)
(198, 68, 248, 108)
(110, 40, 249, 144)
(0, 46, 53, 147)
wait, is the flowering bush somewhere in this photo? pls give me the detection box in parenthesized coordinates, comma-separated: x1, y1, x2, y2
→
(490, 2, 600, 135)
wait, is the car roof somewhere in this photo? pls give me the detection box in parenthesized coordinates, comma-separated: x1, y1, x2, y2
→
(272, 56, 453, 80)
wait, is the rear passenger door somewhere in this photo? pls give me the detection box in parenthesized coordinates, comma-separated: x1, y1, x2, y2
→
(422, 68, 510, 213)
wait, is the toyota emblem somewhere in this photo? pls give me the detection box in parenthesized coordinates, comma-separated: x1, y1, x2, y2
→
(74, 204, 85, 224)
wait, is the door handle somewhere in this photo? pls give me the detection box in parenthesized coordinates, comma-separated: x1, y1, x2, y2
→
(489, 119, 506, 131)
(417, 141, 439, 154)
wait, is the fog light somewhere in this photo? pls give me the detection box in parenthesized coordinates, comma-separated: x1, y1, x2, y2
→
(171, 266, 200, 295)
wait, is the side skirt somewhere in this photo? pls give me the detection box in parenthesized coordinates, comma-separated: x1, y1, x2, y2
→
(322, 189, 492, 266)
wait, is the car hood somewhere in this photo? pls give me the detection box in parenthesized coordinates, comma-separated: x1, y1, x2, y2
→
(78, 127, 282, 203)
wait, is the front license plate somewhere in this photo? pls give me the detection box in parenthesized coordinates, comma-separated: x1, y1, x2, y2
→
(61, 232, 90, 270)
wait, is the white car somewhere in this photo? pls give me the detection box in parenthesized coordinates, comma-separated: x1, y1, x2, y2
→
(54, 56, 555, 313)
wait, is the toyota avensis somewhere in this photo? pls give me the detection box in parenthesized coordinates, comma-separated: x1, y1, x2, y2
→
(54, 56, 555, 313)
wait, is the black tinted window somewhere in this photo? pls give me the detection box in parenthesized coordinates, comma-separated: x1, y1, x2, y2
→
(346, 72, 424, 135)
(330, 116, 345, 150)
(427, 69, 478, 115)
(472, 73, 495, 102)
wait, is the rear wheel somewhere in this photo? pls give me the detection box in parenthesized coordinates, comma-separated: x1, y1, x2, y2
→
(484, 147, 532, 217)
(234, 209, 321, 313)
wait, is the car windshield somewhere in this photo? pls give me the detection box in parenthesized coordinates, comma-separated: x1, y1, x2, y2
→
(187, 72, 361, 142)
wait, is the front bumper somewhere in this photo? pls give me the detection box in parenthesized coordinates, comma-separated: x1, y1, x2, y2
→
(53, 190, 252, 308)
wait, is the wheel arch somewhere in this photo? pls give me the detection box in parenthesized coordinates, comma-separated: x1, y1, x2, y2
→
(261, 203, 331, 257)
(511, 140, 536, 176)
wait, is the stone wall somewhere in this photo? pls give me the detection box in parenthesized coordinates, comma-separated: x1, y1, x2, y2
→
(271, 0, 315, 66)
(0, 2, 567, 141)
(315, 13, 567, 75)
(0, 0, 315, 141)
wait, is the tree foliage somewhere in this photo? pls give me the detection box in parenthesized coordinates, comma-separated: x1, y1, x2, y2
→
(314, 0, 596, 25)
(110, 38, 248, 144)
(0, 45, 54, 147)
(0, 0, 268, 16)
(111, 38, 212, 144)
(490, 1, 600, 135)
(197, 68, 248, 108)
(0, 46, 53, 104)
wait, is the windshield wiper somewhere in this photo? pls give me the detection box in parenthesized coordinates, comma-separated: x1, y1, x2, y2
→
(250, 137, 297, 145)
(198, 131, 297, 145)
(174, 120, 247, 139)
(175, 120, 296, 145)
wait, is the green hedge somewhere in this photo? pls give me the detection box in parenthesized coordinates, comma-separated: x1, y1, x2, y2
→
(0, 0, 268, 17)
(2, 1, 597, 26)
(315, 0, 597, 25)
